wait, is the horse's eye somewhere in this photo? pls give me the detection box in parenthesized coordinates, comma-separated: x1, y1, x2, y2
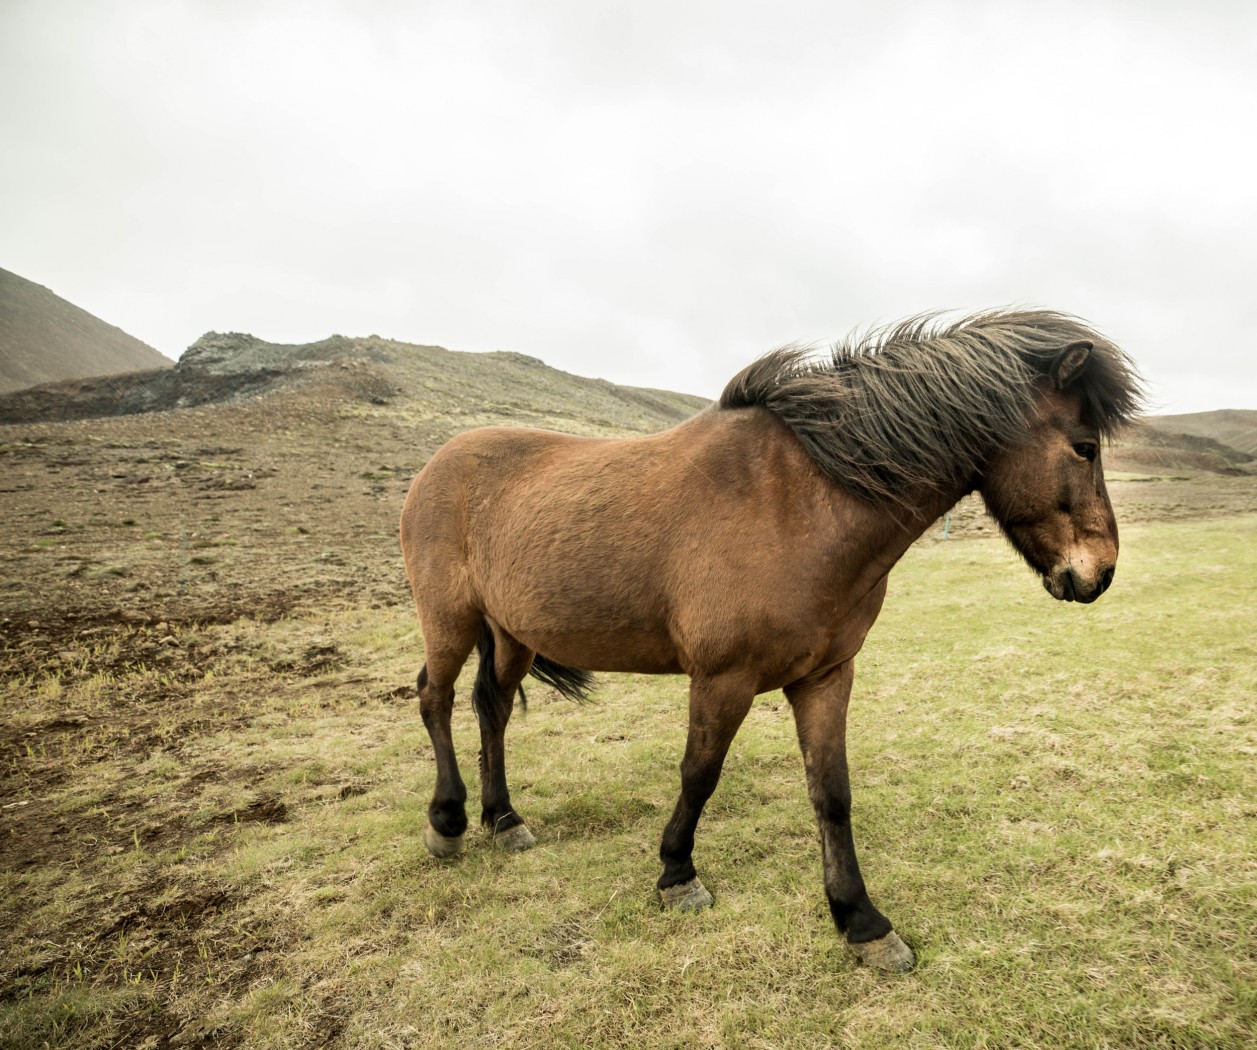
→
(1073, 442, 1098, 462)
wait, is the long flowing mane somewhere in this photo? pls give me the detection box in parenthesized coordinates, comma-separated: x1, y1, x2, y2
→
(719, 308, 1144, 506)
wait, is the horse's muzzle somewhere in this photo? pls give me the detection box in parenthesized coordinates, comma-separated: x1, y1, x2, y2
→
(1043, 564, 1115, 604)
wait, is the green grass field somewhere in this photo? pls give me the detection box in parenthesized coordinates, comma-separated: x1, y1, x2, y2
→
(3, 516, 1255, 1048)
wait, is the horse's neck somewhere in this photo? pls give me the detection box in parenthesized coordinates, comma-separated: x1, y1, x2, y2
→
(826, 481, 971, 594)
(681, 406, 972, 588)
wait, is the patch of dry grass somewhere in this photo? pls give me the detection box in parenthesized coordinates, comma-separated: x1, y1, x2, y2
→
(3, 516, 1255, 1048)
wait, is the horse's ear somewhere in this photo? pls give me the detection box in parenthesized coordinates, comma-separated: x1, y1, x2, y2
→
(1051, 341, 1092, 390)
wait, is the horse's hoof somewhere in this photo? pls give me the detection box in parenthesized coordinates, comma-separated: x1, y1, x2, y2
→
(493, 823, 536, 852)
(659, 877, 714, 912)
(423, 822, 464, 858)
(851, 931, 915, 973)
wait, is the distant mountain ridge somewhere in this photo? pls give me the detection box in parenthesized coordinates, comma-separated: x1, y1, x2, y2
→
(1106, 410, 1255, 477)
(0, 267, 169, 393)
(1141, 409, 1257, 457)
(0, 283, 1251, 479)
(0, 329, 710, 436)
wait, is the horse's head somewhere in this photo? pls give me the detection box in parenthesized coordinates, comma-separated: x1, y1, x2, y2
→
(979, 342, 1120, 604)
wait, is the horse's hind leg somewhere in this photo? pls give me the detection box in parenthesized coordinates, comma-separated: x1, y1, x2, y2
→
(474, 623, 536, 851)
(785, 660, 914, 973)
(418, 619, 480, 858)
(657, 672, 755, 910)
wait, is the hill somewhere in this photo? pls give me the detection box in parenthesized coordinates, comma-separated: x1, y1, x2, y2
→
(1, 331, 1254, 1048)
(0, 267, 170, 393)
(1140, 409, 1257, 457)
(3, 325, 1255, 631)
(1108, 415, 1254, 477)
(0, 329, 710, 629)
(0, 329, 708, 432)
(4, 315, 1251, 482)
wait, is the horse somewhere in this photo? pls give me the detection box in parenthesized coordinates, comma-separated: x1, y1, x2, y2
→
(399, 309, 1143, 973)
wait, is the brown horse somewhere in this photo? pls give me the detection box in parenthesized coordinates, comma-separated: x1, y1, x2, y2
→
(399, 309, 1142, 972)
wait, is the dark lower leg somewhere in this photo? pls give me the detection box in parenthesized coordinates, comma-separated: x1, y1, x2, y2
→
(419, 664, 467, 839)
(815, 795, 892, 944)
(476, 630, 534, 836)
(658, 772, 714, 888)
(658, 674, 754, 890)
(787, 662, 892, 945)
(478, 701, 525, 834)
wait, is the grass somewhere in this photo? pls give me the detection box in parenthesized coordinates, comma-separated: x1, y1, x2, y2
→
(2, 516, 1255, 1048)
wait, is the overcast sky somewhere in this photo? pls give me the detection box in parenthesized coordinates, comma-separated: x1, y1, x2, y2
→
(3, 0, 1254, 414)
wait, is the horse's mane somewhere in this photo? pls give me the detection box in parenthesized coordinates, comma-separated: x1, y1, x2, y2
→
(718, 308, 1144, 506)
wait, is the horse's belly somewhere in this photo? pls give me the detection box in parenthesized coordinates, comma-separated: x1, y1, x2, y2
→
(514, 627, 684, 675)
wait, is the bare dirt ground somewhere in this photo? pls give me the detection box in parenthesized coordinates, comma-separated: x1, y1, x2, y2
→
(4, 365, 1255, 755)
(1, 340, 707, 659)
(2, 355, 1255, 1047)
(0, 348, 711, 1046)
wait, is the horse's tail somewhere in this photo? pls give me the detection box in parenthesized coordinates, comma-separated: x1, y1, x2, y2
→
(473, 622, 510, 729)
(473, 622, 595, 725)
(529, 653, 595, 703)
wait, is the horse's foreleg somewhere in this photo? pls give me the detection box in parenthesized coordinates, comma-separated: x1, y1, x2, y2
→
(419, 649, 470, 858)
(785, 661, 914, 973)
(475, 626, 536, 852)
(657, 673, 755, 911)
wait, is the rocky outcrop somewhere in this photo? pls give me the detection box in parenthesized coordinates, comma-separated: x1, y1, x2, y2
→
(0, 333, 402, 424)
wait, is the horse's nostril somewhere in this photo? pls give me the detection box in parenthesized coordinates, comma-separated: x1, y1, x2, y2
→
(1100, 565, 1115, 594)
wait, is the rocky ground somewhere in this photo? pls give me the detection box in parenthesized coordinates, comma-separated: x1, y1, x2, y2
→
(3, 336, 1255, 682)
(0, 335, 709, 661)
(2, 339, 1254, 1047)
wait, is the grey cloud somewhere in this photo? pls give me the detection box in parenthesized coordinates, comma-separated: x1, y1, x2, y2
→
(2, 0, 1253, 412)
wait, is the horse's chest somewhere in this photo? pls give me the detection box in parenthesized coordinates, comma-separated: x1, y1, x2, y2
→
(779, 578, 889, 674)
